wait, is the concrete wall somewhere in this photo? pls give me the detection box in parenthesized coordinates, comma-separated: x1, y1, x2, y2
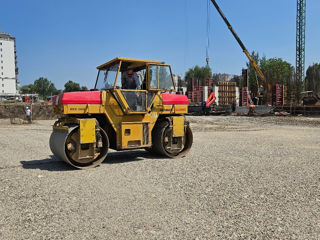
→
(236, 87, 240, 106)
(203, 86, 208, 102)
(214, 85, 219, 105)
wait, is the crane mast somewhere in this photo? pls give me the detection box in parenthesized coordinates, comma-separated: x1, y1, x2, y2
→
(296, 0, 306, 103)
(210, 0, 271, 104)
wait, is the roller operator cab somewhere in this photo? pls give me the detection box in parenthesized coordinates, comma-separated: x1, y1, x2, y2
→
(50, 57, 193, 169)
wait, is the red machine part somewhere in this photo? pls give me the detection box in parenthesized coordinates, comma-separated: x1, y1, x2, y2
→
(162, 93, 189, 105)
(24, 96, 31, 103)
(53, 91, 102, 105)
(206, 92, 216, 107)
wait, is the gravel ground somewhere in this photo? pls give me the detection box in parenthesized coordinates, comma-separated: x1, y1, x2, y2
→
(0, 116, 319, 239)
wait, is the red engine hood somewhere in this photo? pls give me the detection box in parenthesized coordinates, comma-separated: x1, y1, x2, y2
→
(161, 93, 189, 105)
(53, 91, 102, 105)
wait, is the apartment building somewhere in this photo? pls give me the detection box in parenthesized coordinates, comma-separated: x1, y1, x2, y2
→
(0, 30, 18, 95)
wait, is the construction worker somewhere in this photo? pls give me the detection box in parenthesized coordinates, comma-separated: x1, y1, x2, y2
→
(121, 68, 143, 111)
(231, 100, 236, 112)
(25, 106, 31, 123)
(121, 68, 141, 90)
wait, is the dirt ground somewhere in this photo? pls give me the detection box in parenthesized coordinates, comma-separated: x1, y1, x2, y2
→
(0, 104, 54, 120)
(0, 116, 319, 239)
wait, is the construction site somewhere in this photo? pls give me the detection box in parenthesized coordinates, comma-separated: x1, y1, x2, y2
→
(0, 0, 320, 239)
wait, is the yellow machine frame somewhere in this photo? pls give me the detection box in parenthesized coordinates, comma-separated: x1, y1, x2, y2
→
(51, 57, 193, 169)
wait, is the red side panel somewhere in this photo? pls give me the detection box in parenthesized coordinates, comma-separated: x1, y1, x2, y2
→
(52, 95, 58, 105)
(61, 91, 102, 104)
(162, 93, 189, 105)
(52, 94, 62, 106)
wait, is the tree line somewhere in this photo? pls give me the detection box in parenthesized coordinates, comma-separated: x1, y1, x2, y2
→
(184, 52, 320, 97)
(20, 60, 320, 100)
(20, 78, 88, 99)
(305, 63, 320, 96)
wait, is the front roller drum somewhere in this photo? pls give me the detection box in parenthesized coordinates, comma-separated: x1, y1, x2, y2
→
(152, 121, 193, 158)
(50, 125, 109, 169)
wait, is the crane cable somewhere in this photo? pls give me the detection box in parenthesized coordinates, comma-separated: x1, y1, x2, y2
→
(183, 0, 189, 74)
(206, 0, 210, 66)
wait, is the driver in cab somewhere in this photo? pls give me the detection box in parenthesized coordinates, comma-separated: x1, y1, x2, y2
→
(121, 67, 141, 89)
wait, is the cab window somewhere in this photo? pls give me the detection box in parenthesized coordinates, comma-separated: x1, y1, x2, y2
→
(149, 65, 174, 90)
(95, 63, 119, 90)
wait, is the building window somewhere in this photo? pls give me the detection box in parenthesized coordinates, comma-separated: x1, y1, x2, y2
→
(2, 90, 4, 93)
(2, 84, 4, 87)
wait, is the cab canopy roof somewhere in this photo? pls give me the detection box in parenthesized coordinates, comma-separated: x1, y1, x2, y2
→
(97, 57, 162, 71)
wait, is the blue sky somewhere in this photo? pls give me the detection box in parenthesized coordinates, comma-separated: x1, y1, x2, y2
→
(1, 0, 319, 89)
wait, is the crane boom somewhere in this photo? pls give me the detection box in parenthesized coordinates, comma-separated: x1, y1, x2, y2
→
(210, 0, 271, 103)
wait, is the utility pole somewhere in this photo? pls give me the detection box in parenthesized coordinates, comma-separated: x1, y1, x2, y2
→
(296, 0, 306, 104)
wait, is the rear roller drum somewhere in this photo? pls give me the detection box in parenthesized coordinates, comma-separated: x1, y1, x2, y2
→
(50, 125, 109, 169)
(151, 121, 193, 158)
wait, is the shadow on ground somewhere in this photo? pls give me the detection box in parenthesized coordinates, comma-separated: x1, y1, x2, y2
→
(20, 156, 75, 172)
(20, 150, 164, 171)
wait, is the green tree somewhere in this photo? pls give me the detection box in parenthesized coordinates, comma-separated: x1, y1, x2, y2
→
(305, 63, 320, 96)
(246, 52, 295, 99)
(246, 51, 261, 94)
(64, 80, 81, 92)
(260, 57, 295, 86)
(81, 86, 88, 91)
(185, 65, 212, 86)
(34, 77, 59, 99)
(49, 84, 61, 96)
(19, 84, 35, 94)
(177, 75, 187, 88)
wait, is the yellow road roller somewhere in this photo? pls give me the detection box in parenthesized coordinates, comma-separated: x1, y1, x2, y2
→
(50, 57, 193, 169)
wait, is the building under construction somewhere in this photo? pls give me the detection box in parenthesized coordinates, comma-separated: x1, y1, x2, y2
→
(186, 0, 319, 115)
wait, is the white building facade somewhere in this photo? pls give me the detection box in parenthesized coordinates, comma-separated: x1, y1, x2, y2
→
(0, 31, 18, 95)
